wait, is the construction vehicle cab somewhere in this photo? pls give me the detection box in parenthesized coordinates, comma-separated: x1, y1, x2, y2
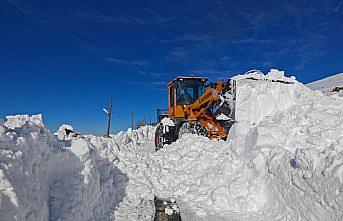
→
(155, 75, 236, 150)
(167, 76, 208, 122)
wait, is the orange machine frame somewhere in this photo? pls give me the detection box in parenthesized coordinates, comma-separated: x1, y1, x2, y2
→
(166, 76, 229, 140)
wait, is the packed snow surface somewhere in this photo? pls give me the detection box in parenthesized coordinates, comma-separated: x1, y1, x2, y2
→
(1, 69, 343, 221)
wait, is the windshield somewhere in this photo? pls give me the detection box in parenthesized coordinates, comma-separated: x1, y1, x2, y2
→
(176, 79, 205, 105)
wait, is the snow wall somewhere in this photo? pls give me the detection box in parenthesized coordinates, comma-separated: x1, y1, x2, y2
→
(0, 115, 155, 221)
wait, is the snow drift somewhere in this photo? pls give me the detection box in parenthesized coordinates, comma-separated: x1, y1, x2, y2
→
(0, 116, 153, 221)
(1, 69, 343, 221)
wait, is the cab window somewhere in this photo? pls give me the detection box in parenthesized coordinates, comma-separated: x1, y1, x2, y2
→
(176, 79, 205, 105)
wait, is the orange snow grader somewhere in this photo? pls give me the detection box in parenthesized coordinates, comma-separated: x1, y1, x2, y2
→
(155, 75, 236, 150)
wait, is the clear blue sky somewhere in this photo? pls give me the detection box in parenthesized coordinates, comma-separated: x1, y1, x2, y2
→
(1, 0, 343, 135)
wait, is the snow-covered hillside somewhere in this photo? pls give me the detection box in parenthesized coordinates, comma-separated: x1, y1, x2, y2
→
(307, 73, 343, 96)
(1, 69, 343, 221)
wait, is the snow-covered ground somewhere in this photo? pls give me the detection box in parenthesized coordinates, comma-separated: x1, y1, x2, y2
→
(1, 69, 343, 221)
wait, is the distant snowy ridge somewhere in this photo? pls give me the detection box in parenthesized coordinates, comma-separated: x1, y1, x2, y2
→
(307, 72, 343, 96)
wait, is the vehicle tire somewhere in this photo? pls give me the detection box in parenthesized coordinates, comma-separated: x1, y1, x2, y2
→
(178, 121, 208, 138)
(154, 124, 164, 151)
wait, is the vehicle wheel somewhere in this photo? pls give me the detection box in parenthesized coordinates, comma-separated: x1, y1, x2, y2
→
(154, 124, 164, 151)
(178, 121, 208, 138)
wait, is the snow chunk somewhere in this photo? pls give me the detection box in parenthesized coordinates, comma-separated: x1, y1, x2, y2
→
(55, 124, 79, 140)
(232, 68, 296, 83)
(4, 114, 44, 129)
(216, 113, 230, 120)
(165, 207, 173, 215)
(267, 68, 296, 82)
(161, 117, 175, 126)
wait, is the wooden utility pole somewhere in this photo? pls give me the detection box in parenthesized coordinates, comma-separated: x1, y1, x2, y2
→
(131, 112, 134, 129)
(104, 97, 112, 138)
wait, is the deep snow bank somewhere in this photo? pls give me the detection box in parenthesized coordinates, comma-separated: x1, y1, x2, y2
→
(86, 126, 156, 221)
(0, 115, 52, 221)
(0, 115, 151, 221)
(147, 135, 266, 216)
(232, 69, 304, 133)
